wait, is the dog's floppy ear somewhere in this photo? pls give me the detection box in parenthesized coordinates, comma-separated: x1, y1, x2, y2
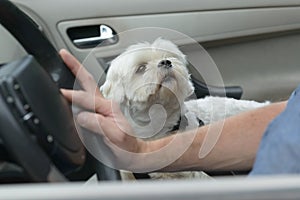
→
(100, 79, 125, 103)
(100, 63, 126, 104)
(100, 53, 127, 103)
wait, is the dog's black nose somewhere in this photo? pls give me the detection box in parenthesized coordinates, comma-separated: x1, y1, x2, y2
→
(158, 60, 172, 69)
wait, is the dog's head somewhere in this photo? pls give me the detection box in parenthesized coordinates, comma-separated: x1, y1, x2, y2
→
(100, 38, 194, 138)
(101, 38, 194, 105)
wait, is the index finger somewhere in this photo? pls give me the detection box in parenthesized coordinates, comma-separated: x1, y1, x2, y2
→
(59, 49, 102, 96)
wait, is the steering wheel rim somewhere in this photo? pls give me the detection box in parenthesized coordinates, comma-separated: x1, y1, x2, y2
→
(0, 0, 121, 182)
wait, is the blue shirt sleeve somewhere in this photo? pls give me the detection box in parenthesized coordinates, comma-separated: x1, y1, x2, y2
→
(249, 85, 300, 175)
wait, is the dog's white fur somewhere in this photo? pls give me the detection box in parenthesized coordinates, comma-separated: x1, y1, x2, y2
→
(101, 38, 269, 180)
(101, 38, 195, 140)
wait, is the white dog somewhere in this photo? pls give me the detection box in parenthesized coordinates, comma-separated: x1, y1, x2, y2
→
(100, 38, 269, 180)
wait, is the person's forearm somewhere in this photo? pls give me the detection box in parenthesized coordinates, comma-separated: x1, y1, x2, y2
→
(144, 101, 287, 172)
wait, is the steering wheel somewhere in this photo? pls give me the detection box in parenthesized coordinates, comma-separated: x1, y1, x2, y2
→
(0, 0, 120, 182)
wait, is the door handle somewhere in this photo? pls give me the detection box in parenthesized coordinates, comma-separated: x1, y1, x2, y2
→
(71, 25, 118, 48)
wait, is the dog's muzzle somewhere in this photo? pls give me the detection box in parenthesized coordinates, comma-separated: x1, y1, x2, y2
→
(158, 59, 172, 69)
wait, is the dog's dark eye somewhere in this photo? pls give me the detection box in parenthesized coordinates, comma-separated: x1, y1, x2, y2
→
(136, 64, 147, 74)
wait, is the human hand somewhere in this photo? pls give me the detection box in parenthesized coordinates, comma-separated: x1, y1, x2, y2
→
(58, 50, 188, 173)
(59, 49, 146, 156)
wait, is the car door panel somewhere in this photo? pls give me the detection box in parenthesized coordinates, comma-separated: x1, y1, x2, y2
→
(5, 0, 300, 101)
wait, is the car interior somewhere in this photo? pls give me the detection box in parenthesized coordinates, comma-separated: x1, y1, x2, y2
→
(1, 0, 300, 199)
